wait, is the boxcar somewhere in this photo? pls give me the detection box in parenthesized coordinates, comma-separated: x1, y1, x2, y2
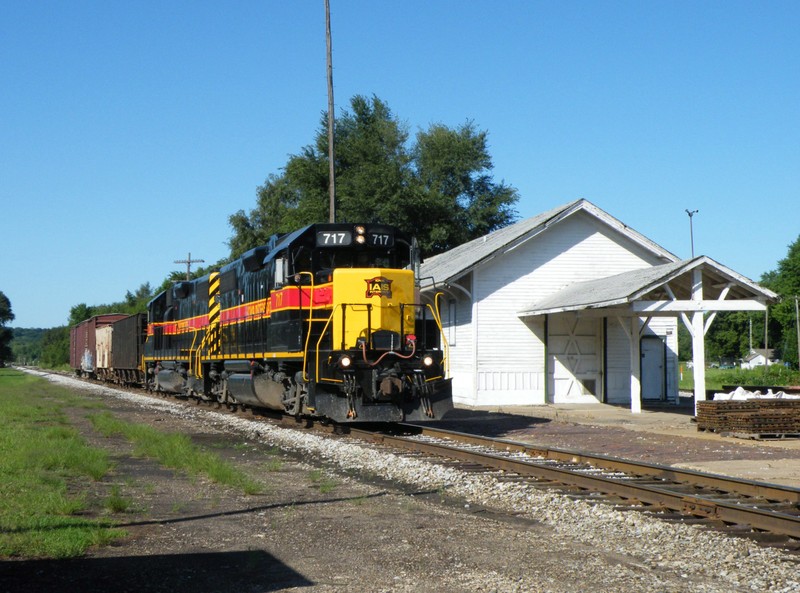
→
(70, 314, 128, 378)
(110, 313, 147, 385)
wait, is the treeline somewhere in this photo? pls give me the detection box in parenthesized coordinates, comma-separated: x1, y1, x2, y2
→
(13, 283, 159, 368)
(702, 235, 800, 368)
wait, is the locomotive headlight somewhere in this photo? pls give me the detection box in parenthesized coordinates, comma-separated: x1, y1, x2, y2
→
(339, 355, 352, 369)
(355, 225, 366, 244)
(422, 355, 434, 367)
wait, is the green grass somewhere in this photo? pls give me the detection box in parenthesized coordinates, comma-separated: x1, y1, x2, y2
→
(0, 368, 124, 558)
(308, 469, 337, 494)
(0, 368, 264, 559)
(679, 365, 800, 392)
(89, 412, 262, 495)
(104, 485, 135, 514)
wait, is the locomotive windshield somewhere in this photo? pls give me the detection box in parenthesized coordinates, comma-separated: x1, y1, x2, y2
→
(272, 223, 416, 285)
(304, 224, 410, 275)
(313, 244, 410, 271)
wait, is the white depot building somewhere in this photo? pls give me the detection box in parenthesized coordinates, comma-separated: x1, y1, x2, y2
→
(419, 199, 777, 413)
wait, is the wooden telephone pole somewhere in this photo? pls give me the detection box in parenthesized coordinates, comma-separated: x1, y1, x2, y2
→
(174, 252, 204, 281)
(325, 0, 336, 223)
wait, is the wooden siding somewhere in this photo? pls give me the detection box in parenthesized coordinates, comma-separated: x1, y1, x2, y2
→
(445, 282, 476, 405)
(462, 211, 669, 405)
(605, 319, 632, 403)
(434, 208, 685, 407)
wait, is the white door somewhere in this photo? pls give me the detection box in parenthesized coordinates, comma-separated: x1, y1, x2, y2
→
(547, 314, 601, 403)
(640, 336, 665, 401)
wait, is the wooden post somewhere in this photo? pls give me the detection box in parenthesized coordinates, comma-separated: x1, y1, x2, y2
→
(691, 268, 706, 416)
(630, 316, 642, 413)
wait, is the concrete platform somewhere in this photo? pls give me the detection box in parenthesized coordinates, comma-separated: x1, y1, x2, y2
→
(443, 399, 800, 488)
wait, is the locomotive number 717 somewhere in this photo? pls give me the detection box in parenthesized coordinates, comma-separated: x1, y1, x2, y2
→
(320, 232, 349, 245)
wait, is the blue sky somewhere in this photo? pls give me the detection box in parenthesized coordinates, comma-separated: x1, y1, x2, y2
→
(2, 1, 798, 328)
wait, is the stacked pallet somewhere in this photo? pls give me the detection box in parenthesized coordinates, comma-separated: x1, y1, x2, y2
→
(696, 399, 800, 438)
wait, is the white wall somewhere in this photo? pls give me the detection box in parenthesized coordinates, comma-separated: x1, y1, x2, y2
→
(443, 281, 477, 405)
(458, 211, 670, 406)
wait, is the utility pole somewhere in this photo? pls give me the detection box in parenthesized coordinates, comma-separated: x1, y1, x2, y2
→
(685, 209, 699, 258)
(174, 252, 204, 281)
(325, 0, 336, 223)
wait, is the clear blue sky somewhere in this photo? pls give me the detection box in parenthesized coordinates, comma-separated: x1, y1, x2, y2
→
(2, 1, 798, 328)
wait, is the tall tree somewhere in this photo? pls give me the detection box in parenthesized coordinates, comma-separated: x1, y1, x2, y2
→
(0, 291, 15, 363)
(760, 235, 800, 368)
(40, 326, 69, 368)
(69, 303, 96, 327)
(228, 95, 519, 258)
(414, 122, 518, 252)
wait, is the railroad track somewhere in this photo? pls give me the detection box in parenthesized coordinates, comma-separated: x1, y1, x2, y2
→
(41, 369, 800, 553)
(345, 423, 800, 552)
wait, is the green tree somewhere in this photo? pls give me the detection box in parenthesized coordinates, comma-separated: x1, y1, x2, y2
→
(414, 122, 519, 252)
(228, 94, 519, 258)
(0, 291, 14, 364)
(760, 235, 800, 369)
(40, 326, 69, 368)
(707, 235, 800, 370)
(69, 303, 96, 327)
(229, 173, 300, 257)
(11, 328, 45, 365)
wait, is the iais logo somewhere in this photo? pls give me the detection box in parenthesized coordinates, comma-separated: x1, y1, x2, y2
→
(364, 276, 393, 298)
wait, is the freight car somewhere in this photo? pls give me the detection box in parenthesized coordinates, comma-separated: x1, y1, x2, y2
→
(108, 313, 147, 385)
(70, 314, 128, 378)
(71, 313, 147, 384)
(72, 223, 452, 423)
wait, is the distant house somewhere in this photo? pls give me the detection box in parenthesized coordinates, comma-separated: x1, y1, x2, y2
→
(419, 199, 778, 413)
(740, 348, 777, 369)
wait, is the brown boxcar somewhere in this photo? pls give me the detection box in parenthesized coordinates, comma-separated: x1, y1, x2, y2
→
(110, 313, 147, 384)
(69, 314, 128, 377)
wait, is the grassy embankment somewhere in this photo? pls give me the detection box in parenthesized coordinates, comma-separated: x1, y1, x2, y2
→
(0, 368, 260, 559)
(678, 364, 800, 392)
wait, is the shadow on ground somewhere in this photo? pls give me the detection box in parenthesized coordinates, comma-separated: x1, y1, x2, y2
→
(417, 408, 552, 437)
(0, 550, 313, 593)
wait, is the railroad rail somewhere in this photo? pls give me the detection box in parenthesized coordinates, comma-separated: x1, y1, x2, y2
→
(346, 424, 800, 548)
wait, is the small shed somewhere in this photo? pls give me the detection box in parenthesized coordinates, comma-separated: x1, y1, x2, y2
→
(420, 199, 778, 413)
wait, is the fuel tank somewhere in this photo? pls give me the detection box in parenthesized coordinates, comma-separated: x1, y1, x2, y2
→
(155, 369, 186, 393)
(227, 373, 285, 410)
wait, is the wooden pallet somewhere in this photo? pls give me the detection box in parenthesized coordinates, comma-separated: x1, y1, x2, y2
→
(696, 400, 800, 437)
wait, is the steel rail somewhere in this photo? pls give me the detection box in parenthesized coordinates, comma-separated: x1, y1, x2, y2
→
(401, 425, 800, 504)
(350, 427, 800, 539)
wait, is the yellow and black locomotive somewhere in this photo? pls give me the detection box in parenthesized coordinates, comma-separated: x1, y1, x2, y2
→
(143, 223, 452, 422)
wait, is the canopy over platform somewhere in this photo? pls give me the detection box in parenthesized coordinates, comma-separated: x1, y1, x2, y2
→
(518, 256, 779, 414)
